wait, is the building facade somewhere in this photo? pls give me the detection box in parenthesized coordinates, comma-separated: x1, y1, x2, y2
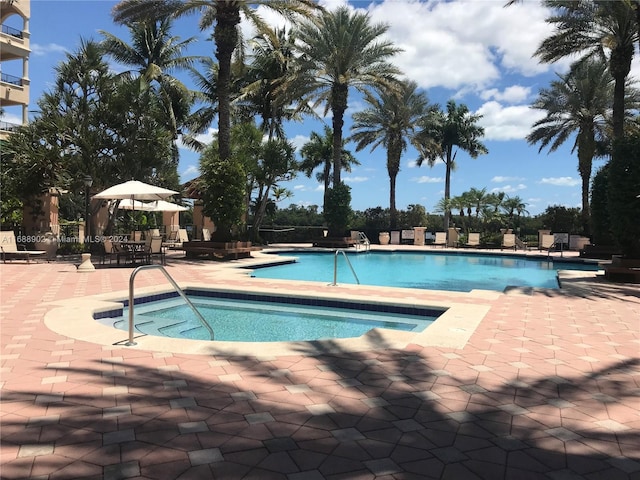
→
(0, 0, 30, 140)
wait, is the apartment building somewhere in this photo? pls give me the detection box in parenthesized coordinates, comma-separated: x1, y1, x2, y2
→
(0, 0, 30, 140)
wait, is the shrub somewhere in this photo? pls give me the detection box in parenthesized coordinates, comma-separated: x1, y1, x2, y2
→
(607, 134, 640, 258)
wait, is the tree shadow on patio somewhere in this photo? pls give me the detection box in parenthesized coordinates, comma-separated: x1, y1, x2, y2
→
(1, 327, 638, 479)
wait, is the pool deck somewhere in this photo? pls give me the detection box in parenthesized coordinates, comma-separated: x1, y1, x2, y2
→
(1, 244, 639, 479)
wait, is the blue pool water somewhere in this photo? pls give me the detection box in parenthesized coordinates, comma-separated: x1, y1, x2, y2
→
(249, 251, 599, 292)
(102, 292, 439, 342)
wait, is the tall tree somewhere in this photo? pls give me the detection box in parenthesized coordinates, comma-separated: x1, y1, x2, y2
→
(413, 100, 488, 230)
(350, 80, 429, 229)
(241, 28, 307, 141)
(100, 17, 200, 158)
(536, 0, 638, 140)
(298, 125, 358, 213)
(290, 6, 400, 187)
(528, 58, 614, 235)
(112, 0, 318, 164)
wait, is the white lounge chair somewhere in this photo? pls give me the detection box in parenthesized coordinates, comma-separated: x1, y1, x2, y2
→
(465, 233, 480, 248)
(0, 231, 46, 263)
(433, 232, 447, 248)
(501, 233, 516, 250)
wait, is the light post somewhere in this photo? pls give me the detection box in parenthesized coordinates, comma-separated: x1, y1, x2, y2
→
(78, 174, 96, 273)
(83, 175, 93, 243)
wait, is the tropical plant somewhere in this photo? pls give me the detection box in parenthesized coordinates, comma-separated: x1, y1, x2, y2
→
(590, 164, 614, 245)
(324, 183, 352, 237)
(241, 28, 308, 141)
(528, 58, 615, 235)
(413, 99, 488, 230)
(350, 80, 430, 229)
(199, 143, 246, 241)
(536, 0, 638, 140)
(607, 133, 640, 257)
(289, 5, 401, 187)
(112, 0, 318, 164)
(500, 195, 529, 228)
(100, 16, 199, 157)
(299, 125, 358, 213)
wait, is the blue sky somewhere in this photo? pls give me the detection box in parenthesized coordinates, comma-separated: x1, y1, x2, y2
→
(5, 0, 640, 215)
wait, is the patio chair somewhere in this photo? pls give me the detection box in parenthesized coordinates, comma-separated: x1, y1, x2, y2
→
(465, 232, 480, 248)
(540, 234, 556, 252)
(433, 231, 447, 248)
(501, 233, 516, 250)
(149, 236, 166, 265)
(0, 231, 46, 263)
(202, 228, 212, 241)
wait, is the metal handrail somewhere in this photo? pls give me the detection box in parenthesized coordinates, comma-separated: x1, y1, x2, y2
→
(126, 264, 213, 345)
(331, 249, 360, 286)
(357, 231, 371, 251)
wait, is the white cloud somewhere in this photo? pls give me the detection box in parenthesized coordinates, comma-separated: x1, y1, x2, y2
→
(480, 85, 531, 104)
(539, 177, 581, 187)
(289, 134, 310, 152)
(411, 176, 443, 184)
(314, 184, 325, 192)
(492, 183, 527, 193)
(31, 43, 67, 56)
(492, 176, 525, 183)
(367, 0, 556, 91)
(0, 111, 21, 124)
(344, 176, 369, 183)
(476, 101, 545, 141)
(194, 127, 218, 145)
(293, 184, 306, 190)
(180, 165, 199, 181)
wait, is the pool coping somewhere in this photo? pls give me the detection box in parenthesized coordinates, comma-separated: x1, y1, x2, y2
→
(44, 280, 496, 357)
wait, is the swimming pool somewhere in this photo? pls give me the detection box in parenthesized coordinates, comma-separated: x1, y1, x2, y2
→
(97, 289, 441, 342)
(249, 251, 599, 292)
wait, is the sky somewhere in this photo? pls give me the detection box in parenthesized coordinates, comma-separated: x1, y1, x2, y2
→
(4, 0, 640, 216)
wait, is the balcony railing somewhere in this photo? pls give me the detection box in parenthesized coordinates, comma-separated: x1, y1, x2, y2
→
(0, 72, 22, 86)
(1, 24, 24, 39)
(0, 121, 21, 132)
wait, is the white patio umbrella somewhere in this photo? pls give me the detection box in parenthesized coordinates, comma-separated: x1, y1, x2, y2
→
(93, 180, 179, 201)
(148, 200, 189, 212)
(117, 198, 157, 211)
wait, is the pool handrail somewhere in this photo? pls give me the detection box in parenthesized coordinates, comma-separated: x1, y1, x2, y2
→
(126, 264, 214, 346)
(332, 249, 360, 286)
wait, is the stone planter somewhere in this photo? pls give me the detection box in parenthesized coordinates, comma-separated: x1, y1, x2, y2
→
(34, 232, 58, 261)
(379, 232, 390, 245)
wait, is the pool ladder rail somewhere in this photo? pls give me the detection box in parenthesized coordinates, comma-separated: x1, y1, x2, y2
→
(354, 231, 371, 251)
(331, 249, 360, 286)
(126, 264, 214, 346)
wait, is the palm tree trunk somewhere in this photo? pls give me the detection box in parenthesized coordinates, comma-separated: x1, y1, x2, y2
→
(388, 138, 401, 230)
(443, 147, 453, 230)
(610, 46, 633, 140)
(577, 131, 595, 236)
(331, 84, 348, 186)
(213, 5, 241, 162)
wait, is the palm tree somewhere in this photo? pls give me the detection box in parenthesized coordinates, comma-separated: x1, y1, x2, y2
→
(299, 125, 359, 213)
(536, 0, 638, 140)
(100, 17, 199, 162)
(290, 6, 401, 187)
(413, 99, 488, 231)
(500, 195, 529, 227)
(528, 58, 614, 235)
(112, 0, 318, 163)
(350, 80, 430, 229)
(240, 28, 309, 141)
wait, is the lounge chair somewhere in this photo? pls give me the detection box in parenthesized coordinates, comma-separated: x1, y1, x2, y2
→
(540, 234, 556, 252)
(202, 228, 211, 241)
(501, 233, 516, 250)
(465, 232, 480, 248)
(433, 231, 447, 248)
(0, 231, 46, 263)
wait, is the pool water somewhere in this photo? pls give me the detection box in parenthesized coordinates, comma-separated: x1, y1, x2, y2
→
(249, 251, 599, 292)
(103, 295, 438, 342)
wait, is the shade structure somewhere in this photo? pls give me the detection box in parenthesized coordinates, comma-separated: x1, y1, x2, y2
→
(93, 180, 179, 201)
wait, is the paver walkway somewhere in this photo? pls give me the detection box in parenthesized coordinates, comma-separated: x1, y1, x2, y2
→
(1, 248, 639, 479)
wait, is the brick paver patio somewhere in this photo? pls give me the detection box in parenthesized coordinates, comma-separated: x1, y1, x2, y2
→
(1, 247, 639, 479)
